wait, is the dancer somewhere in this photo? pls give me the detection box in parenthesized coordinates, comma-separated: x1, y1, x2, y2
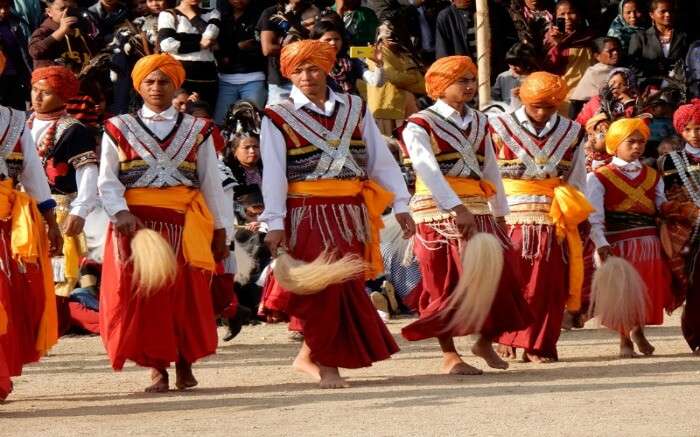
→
(98, 53, 232, 392)
(491, 72, 593, 363)
(28, 66, 98, 296)
(659, 100, 700, 354)
(260, 40, 414, 389)
(399, 56, 531, 375)
(587, 118, 673, 357)
(0, 53, 62, 400)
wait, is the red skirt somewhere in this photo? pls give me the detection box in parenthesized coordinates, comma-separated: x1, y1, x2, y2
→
(268, 195, 398, 369)
(497, 224, 569, 360)
(0, 219, 47, 377)
(99, 205, 218, 370)
(608, 229, 673, 326)
(402, 215, 531, 341)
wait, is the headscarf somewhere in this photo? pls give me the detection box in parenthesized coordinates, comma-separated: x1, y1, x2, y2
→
(424, 56, 478, 99)
(280, 40, 337, 79)
(31, 66, 80, 102)
(607, 67, 638, 95)
(673, 99, 700, 134)
(131, 53, 185, 91)
(606, 0, 645, 52)
(605, 118, 650, 155)
(518, 71, 568, 106)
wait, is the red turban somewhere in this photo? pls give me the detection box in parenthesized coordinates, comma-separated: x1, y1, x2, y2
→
(425, 56, 478, 99)
(131, 53, 186, 91)
(31, 66, 80, 102)
(519, 71, 568, 106)
(673, 99, 700, 134)
(280, 40, 336, 79)
(605, 118, 650, 155)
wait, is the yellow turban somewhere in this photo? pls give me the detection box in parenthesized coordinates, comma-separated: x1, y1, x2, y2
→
(425, 56, 478, 99)
(604, 118, 650, 155)
(131, 54, 186, 92)
(280, 40, 336, 79)
(519, 71, 568, 106)
(0, 51, 5, 75)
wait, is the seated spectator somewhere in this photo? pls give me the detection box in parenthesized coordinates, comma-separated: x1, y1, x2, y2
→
(0, 0, 32, 109)
(491, 42, 538, 106)
(628, 0, 688, 90)
(332, 0, 379, 47)
(577, 67, 639, 126)
(29, 0, 96, 72)
(87, 0, 128, 48)
(545, 0, 595, 103)
(213, 0, 266, 124)
(158, 0, 221, 107)
(607, 0, 645, 54)
(570, 37, 622, 102)
(311, 19, 384, 96)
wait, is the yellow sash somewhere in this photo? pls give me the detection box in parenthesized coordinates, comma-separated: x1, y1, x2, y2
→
(124, 186, 216, 272)
(502, 177, 594, 312)
(288, 179, 394, 279)
(415, 176, 496, 199)
(0, 179, 57, 355)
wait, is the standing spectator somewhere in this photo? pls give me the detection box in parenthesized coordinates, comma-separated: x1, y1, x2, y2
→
(570, 36, 622, 102)
(213, 0, 266, 124)
(88, 0, 128, 49)
(628, 0, 688, 90)
(607, 0, 645, 53)
(0, 0, 33, 109)
(29, 0, 96, 72)
(332, 0, 379, 47)
(158, 0, 221, 106)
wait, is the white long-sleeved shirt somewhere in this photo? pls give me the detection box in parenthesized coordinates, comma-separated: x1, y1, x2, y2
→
(29, 118, 98, 218)
(586, 157, 666, 248)
(402, 99, 509, 217)
(18, 128, 54, 207)
(97, 105, 232, 230)
(259, 86, 411, 231)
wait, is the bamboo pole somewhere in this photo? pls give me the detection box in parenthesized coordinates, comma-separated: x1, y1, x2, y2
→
(475, 0, 491, 110)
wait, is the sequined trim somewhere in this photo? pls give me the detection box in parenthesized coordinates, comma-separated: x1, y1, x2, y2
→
(0, 107, 26, 177)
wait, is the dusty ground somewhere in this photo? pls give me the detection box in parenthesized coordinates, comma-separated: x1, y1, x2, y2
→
(2, 314, 699, 436)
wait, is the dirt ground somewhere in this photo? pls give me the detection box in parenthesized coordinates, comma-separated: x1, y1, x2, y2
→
(2, 313, 699, 437)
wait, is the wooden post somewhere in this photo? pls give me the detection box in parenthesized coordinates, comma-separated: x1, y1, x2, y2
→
(475, 0, 491, 110)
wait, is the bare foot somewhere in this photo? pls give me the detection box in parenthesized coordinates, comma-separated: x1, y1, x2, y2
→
(292, 342, 320, 381)
(497, 344, 517, 360)
(523, 352, 555, 364)
(145, 369, 169, 393)
(318, 365, 350, 389)
(472, 337, 509, 370)
(631, 328, 655, 356)
(619, 336, 638, 359)
(175, 361, 198, 390)
(440, 353, 483, 375)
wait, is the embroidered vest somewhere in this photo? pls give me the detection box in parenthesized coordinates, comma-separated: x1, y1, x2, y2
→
(0, 106, 26, 183)
(594, 164, 658, 217)
(104, 112, 212, 188)
(404, 108, 488, 180)
(490, 113, 583, 180)
(264, 93, 369, 182)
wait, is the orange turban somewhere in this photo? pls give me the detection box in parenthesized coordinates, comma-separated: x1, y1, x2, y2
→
(280, 40, 336, 79)
(131, 53, 186, 91)
(425, 56, 478, 99)
(519, 71, 568, 106)
(31, 66, 80, 102)
(605, 118, 650, 155)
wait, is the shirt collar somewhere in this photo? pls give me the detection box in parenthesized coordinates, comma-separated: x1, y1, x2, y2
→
(140, 105, 178, 121)
(514, 106, 559, 138)
(686, 143, 700, 157)
(290, 86, 344, 116)
(433, 99, 473, 129)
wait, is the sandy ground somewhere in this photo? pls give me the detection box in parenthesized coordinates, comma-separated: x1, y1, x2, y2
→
(2, 314, 700, 437)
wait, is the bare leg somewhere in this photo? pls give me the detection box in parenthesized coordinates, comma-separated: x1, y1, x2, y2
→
(471, 335, 509, 370)
(497, 344, 517, 360)
(318, 365, 350, 389)
(145, 368, 169, 393)
(438, 336, 482, 375)
(175, 359, 198, 390)
(631, 326, 655, 356)
(619, 333, 638, 358)
(292, 341, 320, 381)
